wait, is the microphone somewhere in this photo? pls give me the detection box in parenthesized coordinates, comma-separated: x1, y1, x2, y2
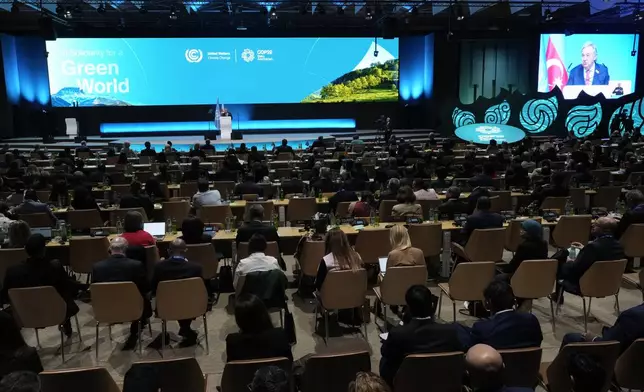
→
(567, 63, 572, 71)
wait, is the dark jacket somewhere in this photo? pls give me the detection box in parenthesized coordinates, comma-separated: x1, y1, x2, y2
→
(281, 179, 306, 196)
(504, 238, 548, 275)
(226, 328, 293, 362)
(531, 185, 569, 206)
(235, 220, 280, 245)
(92, 254, 149, 295)
(238, 270, 287, 309)
(328, 190, 358, 213)
(615, 204, 644, 239)
(379, 318, 462, 386)
(2, 258, 79, 319)
(235, 182, 263, 197)
(469, 174, 495, 189)
(312, 178, 338, 193)
(462, 211, 504, 242)
(560, 236, 626, 288)
(459, 310, 543, 350)
(139, 148, 157, 158)
(596, 303, 644, 353)
(120, 194, 155, 220)
(151, 256, 203, 294)
(438, 199, 469, 220)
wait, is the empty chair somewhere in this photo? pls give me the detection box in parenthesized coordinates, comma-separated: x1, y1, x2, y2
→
(197, 205, 232, 224)
(36, 190, 51, 203)
(184, 243, 219, 280)
(593, 186, 622, 210)
(499, 347, 542, 388)
(20, 213, 55, 228)
(221, 357, 291, 392)
(551, 215, 593, 248)
(162, 200, 191, 224)
(540, 197, 569, 213)
(354, 228, 392, 264)
(40, 367, 120, 392)
(373, 265, 428, 330)
(438, 262, 495, 322)
(614, 338, 644, 390)
(490, 191, 512, 212)
(336, 202, 352, 217)
(569, 188, 587, 212)
(180, 182, 198, 198)
(301, 350, 371, 392)
(237, 241, 280, 260)
(296, 239, 325, 293)
(511, 259, 558, 330)
(452, 228, 506, 263)
(68, 209, 104, 231)
(394, 352, 465, 392)
(213, 181, 236, 197)
(287, 198, 317, 222)
(408, 223, 442, 258)
(620, 223, 644, 261)
(379, 200, 398, 222)
(132, 357, 207, 392)
(69, 237, 110, 276)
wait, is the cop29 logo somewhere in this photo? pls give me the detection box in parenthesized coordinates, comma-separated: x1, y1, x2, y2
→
(241, 49, 255, 63)
(185, 49, 203, 63)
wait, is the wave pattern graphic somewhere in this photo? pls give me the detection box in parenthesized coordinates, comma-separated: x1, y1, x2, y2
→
(484, 101, 510, 125)
(520, 96, 558, 133)
(452, 107, 476, 128)
(608, 99, 644, 136)
(565, 103, 603, 138)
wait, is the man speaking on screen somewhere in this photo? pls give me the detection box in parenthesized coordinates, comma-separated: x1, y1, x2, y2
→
(567, 42, 610, 86)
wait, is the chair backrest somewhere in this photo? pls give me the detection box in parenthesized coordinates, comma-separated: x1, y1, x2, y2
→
(36, 190, 51, 203)
(547, 341, 620, 392)
(380, 265, 428, 305)
(287, 198, 317, 221)
(354, 228, 392, 264)
(490, 191, 512, 212)
(237, 241, 280, 260)
(245, 201, 274, 221)
(552, 215, 593, 248)
(320, 269, 368, 310)
(213, 181, 236, 197)
(299, 240, 325, 278)
(162, 200, 191, 224)
(136, 171, 154, 182)
(90, 282, 143, 324)
(111, 184, 131, 197)
(569, 188, 587, 212)
(504, 219, 524, 252)
(180, 182, 198, 198)
(510, 259, 557, 299)
(157, 277, 208, 321)
(593, 186, 622, 209)
(591, 169, 612, 186)
(620, 224, 644, 258)
(144, 244, 160, 280)
(69, 236, 110, 274)
(276, 152, 293, 161)
(379, 200, 397, 222)
(540, 196, 569, 213)
(0, 248, 27, 286)
(417, 199, 441, 220)
(132, 357, 205, 392)
(9, 286, 66, 329)
(20, 213, 54, 228)
(302, 350, 371, 392)
(68, 209, 104, 230)
(184, 243, 219, 279)
(336, 201, 352, 217)
(464, 228, 506, 262)
(448, 262, 495, 301)
(408, 223, 442, 257)
(197, 205, 232, 224)
(110, 207, 148, 225)
(498, 347, 542, 388)
(394, 352, 465, 392)
(40, 367, 120, 392)
(242, 194, 259, 201)
(221, 357, 291, 392)
(614, 338, 644, 390)
(579, 259, 627, 298)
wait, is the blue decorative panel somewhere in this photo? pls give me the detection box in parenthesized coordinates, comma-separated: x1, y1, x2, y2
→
(452, 107, 476, 128)
(565, 103, 603, 138)
(484, 101, 510, 125)
(520, 96, 558, 133)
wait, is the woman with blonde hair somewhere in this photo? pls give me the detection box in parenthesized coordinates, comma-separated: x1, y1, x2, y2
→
(386, 225, 424, 269)
(315, 228, 362, 289)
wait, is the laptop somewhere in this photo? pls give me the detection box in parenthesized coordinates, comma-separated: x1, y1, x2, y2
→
(31, 227, 53, 240)
(143, 222, 166, 240)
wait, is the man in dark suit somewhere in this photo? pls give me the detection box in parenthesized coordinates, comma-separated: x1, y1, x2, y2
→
(235, 173, 263, 197)
(92, 237, 151, 350)
(462, 196, 504, 243)
(274, 139, 294, 155)
(248, 146, 265, 164)
(468, 164, 495, 189)
(119, 181, 154, 220)
(312, 167, 338, 194)
(531, 172, 570, 207)
(466, 344, 534, 392)
(438, 187, 468, 220)
(280, 171, 305, 196)
(236, 204, 284, 269)
(459, 281, 542, 350)
(139, 141, 157, 158)
(328, 184, 358, 214)
(10, 190, 58, 225)
(567, 42, 610, 86)
(152, 239, 203, 346)
(201, 139, 215, 151)
(75, 140, 92, 156)
(380, 285, 462, 386)
(615, 190, 644, 239)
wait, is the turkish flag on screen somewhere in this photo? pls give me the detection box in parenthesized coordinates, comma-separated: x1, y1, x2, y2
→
(546, 36, 568, 91)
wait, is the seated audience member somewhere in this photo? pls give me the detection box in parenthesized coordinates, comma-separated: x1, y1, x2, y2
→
(499, 219, 548, 276)
(182, 157, 206, 182)
(505, 163, 530, 189)
(379, 178, 400, 205)
(189, 143, 206, 159)
(391, 186, 422, 218)
(152, 239, 203, 346)
(350, 192, 375, 217)
(312, 167, 338, 194)
(316, 228, 363, 289)
(235, 173, 263, 198)
(520, 152, 536, 173)
(459, 281, 542, 350)
(0, 371, 42, 392)
(386, 225, 424, 269)
(280, 171, 305, 196)
(180, 216, 212, 244)
(2, 234, 79, 337)
(5, 161, 22, 179)
(461, 196, 504, 243)
(412, 179, 438, 200)
(88, 164, 110, 185)
(92, 237, 151, 350)
(328, 183, 358, 214)
(572, 162, 593, 185)
(379, 285, 462, 386)
(553, 217, 625, 304)
(437, 186, 468, 220)
(71, 186, 99, 211)
(615, 189, 644, 239)
(469, 164, 495, 189)
(430, 167, 451, 190)
(249, 367, 290, 392)
(311, 136, 325, 149)
(49, 180, 69, 206)
(274, 139, 294, 155)
(0, 311, 43, 378)
(139, 141, 156, 158)
(226, 293, 292, 361)
(119, 181, 154, 219)
(193, 178, 222, 210)
(348, 372, 391, 392)
(144, 178, 166, 201)
(236, 204, 282, 268)
(351, 162, 370, 183)
(531, 171, 569, 207)
(234, 234, 282, 289)
(466, 186, 492, 214)
(465, 344, 533, 392)
(7, 221, 30, 249)
(10, 190, 57, 225)
(120, 211, 155, 247)
(201, 139, 215, 151)
(0, 202, 15, 225)
(248, 146, 265, 164)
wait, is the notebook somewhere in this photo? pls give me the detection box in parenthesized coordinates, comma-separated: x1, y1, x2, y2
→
(143, 222, 166, 239)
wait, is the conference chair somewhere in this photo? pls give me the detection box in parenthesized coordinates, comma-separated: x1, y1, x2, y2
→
(68, 209, 104, 232)
(132, 357, 208, 392)
(451, 228, 506, 263)
(287, 197, 317, 222)
(39, 367, 120, 392)
(354, 228, 391, 265)
(393, 352, 465, 392)
(221, 357, 291, 392)
(314, 269, 368, 343)
(336, 201, 352, 217)
(540, 197, 569, 213)
(143, 244, 160, 281)
(135, 171, 154, 182)
(237, 241, 280, 261)
(296, 239, 325, 294)
(0, 248, 27, 288)
(590, 169, 612, 186)
(110, 184, 131, 198)
(139, 156, 155, 165)
(499, 347, 542, 388)
(213, 181, 236, 197)
(90, 282, 146, 357)
(505, 218, 543, 253)
(162, 200, 191, 224)
(620, 223, 644, 276)
(180, 182, 198, 198)
(156, 278, 209, 355)
(557, 259, 627, 332)
(438, 262, 495, 322)
(184, 243, 219, 280)
(373, 265, 428, 331)
(110, 207, 148, 225)
(276, 152, 293, 161)
(197, 204, 233, 225)
(378, 200, 397, 222)
(614, 338, 644, 391)
(490, 190, 512, 212)
(20, 213, 55, 228)
(241, 194, 259, 201)
(36, 190, 50, 203)
(408, 223, 442, 258)
(69, 236, 110, 278)
(301, 350, 371, 392)
(510, 259, 558, 331)
(568, 188, 587, 212)
(539, 341, 620, 392)
(417, 199, 441, 220)
(551, 215, 593, 248)
(593, 186, 622, 210)
(626, 171, 644, 186)
(9, 286, 77, 362)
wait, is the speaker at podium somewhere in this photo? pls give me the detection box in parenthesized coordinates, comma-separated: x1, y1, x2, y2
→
(220, 116, 232, 141)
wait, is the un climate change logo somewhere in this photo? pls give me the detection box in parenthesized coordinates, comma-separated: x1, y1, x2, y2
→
(185, 49, 203, 63)
(241, 49, 255, 63)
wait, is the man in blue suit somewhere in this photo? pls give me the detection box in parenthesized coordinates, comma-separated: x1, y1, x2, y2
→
(459, 281, 543, 349)
(567, 42, 610, 86)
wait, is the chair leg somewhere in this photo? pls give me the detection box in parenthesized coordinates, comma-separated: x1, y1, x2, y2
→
(138, 321, 143, 356)
(108, 325, 112, 341)
(35, 329, 40, 348)
(148, 321, 152, 336)
(203, 315, 210, 354)
(74, 315, 82, 343)
(549, 297, 556, 333)
(582, 297, 588, 333)
(161, 321, 166, 357)
(383, 305, 388, 332)
(324, 311, 329, 345)
(615, 293, 621, 314)
(438, 291, 443, 319)
(452, 301, 456, 323)
(556, 288, 564, 315)
(314, 302, 319, 332)
(279, 309, 284, 328)
(95, 322, 99, 360)
(587, 297, 592, 317)
(59, 326, 65, 363)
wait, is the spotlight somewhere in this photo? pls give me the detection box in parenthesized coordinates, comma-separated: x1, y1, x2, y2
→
(365, 7, 372, 20)
(169, 4, 178, 19)
(456, 9, 464, 20)
(64, 8, 73, 18)
(544, 8, 553, 21)
(337, 5, 344, 14)
(636, 10, 643, 21)
(270, 9, 278, 19)
(97, 3, 106, 13)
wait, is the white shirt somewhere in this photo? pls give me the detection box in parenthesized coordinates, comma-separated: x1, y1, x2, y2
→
(234, 252, 281, 288)
(193, 190, 222, 209)
(414, 189, 439, 200)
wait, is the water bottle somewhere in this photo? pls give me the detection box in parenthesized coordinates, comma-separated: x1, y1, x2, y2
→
(272, 212, 279, 228)
(564, 199, 574, 216)
(279, 186, 284, 200)
(231, 241, 238, 264)
(369, 207, 376, 226)
(329, 211, 337, 227)
(171, 217, 178, 234)
(166, 218, 172, 234)
(116, 218, 123, 234)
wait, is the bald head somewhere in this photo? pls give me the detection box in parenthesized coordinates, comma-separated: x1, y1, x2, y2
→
(466, 344, 504, 389)
(109, 237, 129, 255)
(169, 238, 187, 256)
(594, 217, 618, 236)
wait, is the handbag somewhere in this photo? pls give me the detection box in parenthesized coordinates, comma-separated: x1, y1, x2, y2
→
(284, 308, 297, 345)
(217, 265, 235, 293)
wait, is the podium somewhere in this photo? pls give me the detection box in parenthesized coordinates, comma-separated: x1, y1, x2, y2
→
(220, 116, 232, 141)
